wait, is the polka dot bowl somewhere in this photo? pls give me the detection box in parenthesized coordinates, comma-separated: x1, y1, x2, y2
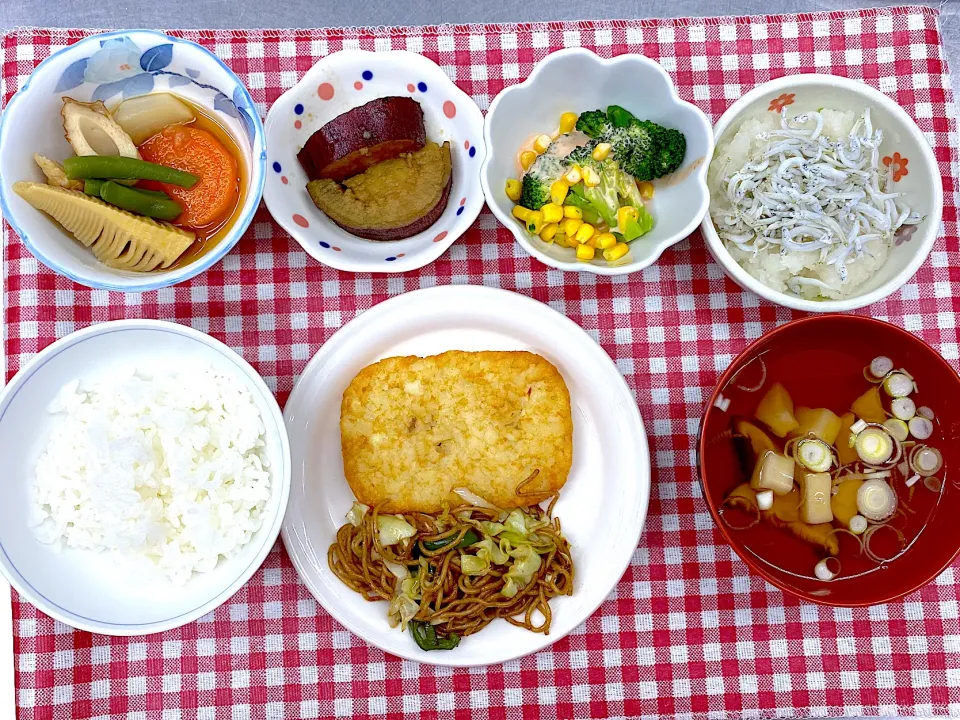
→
(263, 50, 485, 273)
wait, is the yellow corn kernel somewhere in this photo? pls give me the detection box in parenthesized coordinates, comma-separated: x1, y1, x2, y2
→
(582, 165, 601, 188)
(563, 166, 582, 185)
(603, 242, 630, 262)
(550, 180, 569, 206)
(592, 142, 612, 161)
(559, 111, 579, 134)
(575, 223, 596, 244)
(563, 206, 582, 219)
(576, 244, 596, 261)
(505, 179, 522, 202)
(533, 134, 552, 154)
(542, 203, 564, 224)
(639, 181, 655, 200)
(584, 234, 598, 248)
(512, 205, 532, 221)
(520, 150, 537, 170)
(617, 205, 639, 230)
(525, 211, 544, 235)
(596, 232, 617, 249)
(540, 223, 558, 243)
(563, 217, 583, 236)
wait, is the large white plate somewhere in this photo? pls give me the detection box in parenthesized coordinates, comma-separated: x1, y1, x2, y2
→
(281, 285, 649, 666)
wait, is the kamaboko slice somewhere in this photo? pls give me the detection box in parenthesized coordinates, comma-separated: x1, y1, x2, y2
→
(14, 182, 194, 272)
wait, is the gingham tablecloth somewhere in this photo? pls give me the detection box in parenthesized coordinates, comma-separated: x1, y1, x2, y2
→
(3, 7, 960, 719)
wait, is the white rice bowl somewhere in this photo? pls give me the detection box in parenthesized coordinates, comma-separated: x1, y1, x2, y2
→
(708, 109, 903, 300)
(30, 366, 272, 585)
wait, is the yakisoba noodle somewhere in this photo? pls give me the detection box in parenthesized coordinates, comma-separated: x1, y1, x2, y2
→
(328, 492, 574, 650)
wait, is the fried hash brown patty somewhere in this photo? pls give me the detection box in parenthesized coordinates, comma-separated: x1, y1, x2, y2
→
(340, 351, 573, 513)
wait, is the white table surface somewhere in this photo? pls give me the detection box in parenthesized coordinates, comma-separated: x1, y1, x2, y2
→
(0, 1, 955, 717)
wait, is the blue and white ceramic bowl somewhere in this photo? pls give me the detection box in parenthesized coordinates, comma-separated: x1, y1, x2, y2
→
(0, 30, 266, 292)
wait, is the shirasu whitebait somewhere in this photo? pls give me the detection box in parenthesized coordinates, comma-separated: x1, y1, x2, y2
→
(712, 109, 923, 295)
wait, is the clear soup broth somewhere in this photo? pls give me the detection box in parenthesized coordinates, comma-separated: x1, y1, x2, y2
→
(709, 341, 944, 584)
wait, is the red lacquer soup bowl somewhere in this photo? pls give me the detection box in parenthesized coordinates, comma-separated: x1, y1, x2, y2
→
(698, 315, 960, 606)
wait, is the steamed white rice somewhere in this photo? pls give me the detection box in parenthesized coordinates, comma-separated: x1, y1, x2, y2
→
(29, 366, 271, 584)
(709, 109, 891, 300)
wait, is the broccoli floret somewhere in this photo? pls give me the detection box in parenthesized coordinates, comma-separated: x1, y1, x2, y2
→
(605, 122, 660, 181)
(575, 110, 610, 139)
(606, 105, 637, 128)
(573, 110, 687, 181)
(518, 174, 551, 210)
(564, 141, 597, 167)
(652, 127, 686, 178)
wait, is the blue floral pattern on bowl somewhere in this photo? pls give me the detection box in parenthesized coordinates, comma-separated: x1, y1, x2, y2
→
(0, 29, 266, 292)
(55, 37, 257, 144)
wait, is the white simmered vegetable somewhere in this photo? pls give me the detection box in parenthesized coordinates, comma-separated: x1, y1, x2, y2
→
(750, 450, 795, 495)
(799, 471, 833, 524)
(113, 92, 196, 145)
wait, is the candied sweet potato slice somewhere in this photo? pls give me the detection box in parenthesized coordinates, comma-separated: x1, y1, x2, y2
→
(297, 96, 426, 182)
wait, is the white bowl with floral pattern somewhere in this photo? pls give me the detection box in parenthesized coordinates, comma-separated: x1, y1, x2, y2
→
(700, 74, 942, 312)
(262, 50, 485, 274)
(0, 30, 266, 292)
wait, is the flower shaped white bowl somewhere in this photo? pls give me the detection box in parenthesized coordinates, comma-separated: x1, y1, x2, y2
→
(0, 30, 266, 292)
(700, 74, 942, 312)
(263, 50, 485, 274)
(481, 48, 713, 276)
(0, 320, 290, 636)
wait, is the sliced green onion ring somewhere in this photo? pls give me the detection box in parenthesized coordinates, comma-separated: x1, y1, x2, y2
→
(883, 418, 909, 443)
(718, 495, 760, 530)
(923, 476, 943, 493)
(848, 515, 868, 534)
(796, 437, 833, 472)
(891, 397, 916, 421)
(814, 557, 841, 581)
(862, 523, 906, 564)
(856, 479, 898, 521)
(883, 372, 914, 398)
(855, 425, 899, 467)
(866, 356, 894, 381)
(917, 406, 935, 421)
(909, 445, 943, 477)
(908, 416, 934, 440)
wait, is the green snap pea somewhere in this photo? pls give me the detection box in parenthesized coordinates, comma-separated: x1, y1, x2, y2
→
(99, 181, 183, 221)
(83, 179, 103, 196)
(131, 187, 171, 198)
(63, 155, 199, 188)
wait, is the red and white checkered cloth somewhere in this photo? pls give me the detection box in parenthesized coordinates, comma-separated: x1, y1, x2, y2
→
(4, 6, 960, 719)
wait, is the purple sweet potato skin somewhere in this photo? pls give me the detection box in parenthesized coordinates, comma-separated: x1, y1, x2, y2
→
(297, 97, 426, 181)
(326, 170, 453, 241)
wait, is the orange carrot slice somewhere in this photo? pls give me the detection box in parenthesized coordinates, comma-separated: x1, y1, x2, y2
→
(138, 126, 239, 227)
